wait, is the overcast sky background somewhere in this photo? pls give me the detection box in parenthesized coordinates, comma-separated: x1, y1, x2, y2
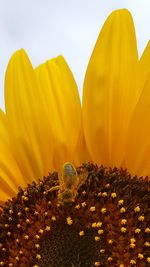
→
(0, 0, 150, 109)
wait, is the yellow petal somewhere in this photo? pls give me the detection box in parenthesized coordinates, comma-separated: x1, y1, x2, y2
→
(83, 9, 138, 167)
(124, 72, 150, 178)
(0, 109, 25, 202)
(137, 41, 150, 98)
(74, 122, 91, 166)
(5, 49, 53, 183)
(35, 56, 81, 170)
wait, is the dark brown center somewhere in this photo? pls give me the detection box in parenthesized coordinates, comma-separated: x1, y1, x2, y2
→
(0, 163, 150, 267)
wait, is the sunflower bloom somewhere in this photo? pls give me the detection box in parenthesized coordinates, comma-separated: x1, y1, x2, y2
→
(0, 9, 150, 267)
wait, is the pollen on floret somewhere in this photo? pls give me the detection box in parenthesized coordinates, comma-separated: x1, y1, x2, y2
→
(98, 229, 104, 235)
(45, 226, 51, 231)
(144, 241, 150, 247)
(51, 216, 56, 221)
(99, 249, 105, 253)
(111, 192, 117, 198)
(138, 253, 144, 260)
(35, 235, 40, 240)
(15, 256, 19, 261)
(120, 207, 126, 213)
(130, 243, 135, 249)
(81, 201, 86, 207)
(82, 190, 86, 196)
(134, 228, 141, 234)
(130, 259, 136, 265)
(121, 219, 127, 225)
(101, 208, 106, 214)
(75, 204, 80, 209)
(66, 216, 73, 225)
(138, 215, 145, 221)
(92, 222, 97, 228)
(130, 238, 136, 243)
(94, 262, 101, 266)
(102, 192, 107, 197)
(36, 254, 41, 260)
(118, 199, 124, 205)
(134, 206, 140, 212)
(121, 227, 127, 233)
(96, 222, 102, 228)
(89, 206, 96, 212)
(108, 239, 113, 245)
(79, 230, 85, 236)
(39, 229, 44, 234)
(95, 236, 100, 241)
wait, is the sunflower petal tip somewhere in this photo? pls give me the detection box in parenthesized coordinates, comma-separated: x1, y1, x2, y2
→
(7, 49, 30, 68)
(19, 48, 28, 55)
(108, 8, 132, 20)
(47, 54, 66, 65)
(13, 48, 27, 57)
(56, 54, 67, 64)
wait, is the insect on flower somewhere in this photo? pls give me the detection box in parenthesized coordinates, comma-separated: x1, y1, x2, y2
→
(48, 162, 87, 205)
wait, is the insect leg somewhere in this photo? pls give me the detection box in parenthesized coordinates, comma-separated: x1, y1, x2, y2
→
(47, 185, 60, 193)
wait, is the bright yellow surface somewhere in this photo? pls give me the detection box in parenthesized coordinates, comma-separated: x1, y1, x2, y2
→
(83, 9, 138, 167)
(35, 56, 81, 170)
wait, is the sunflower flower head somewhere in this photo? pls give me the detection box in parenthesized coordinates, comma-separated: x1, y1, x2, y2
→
(0, 9, 150, 267)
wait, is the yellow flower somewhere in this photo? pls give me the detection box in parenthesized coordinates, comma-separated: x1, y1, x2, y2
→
(0, 9, 150, 267)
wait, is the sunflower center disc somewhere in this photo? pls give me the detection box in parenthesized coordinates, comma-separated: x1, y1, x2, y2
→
(40, 221, 99, 267)
(0, 163, 150, 267)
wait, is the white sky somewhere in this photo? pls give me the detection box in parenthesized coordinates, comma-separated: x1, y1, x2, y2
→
(0, 0, 150, 109)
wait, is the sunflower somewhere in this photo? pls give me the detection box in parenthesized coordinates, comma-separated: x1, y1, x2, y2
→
(0, 8, 150, 267)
